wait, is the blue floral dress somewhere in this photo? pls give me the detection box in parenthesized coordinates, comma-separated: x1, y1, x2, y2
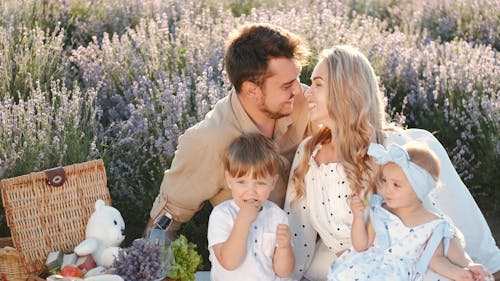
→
(328, 195, 454, 281)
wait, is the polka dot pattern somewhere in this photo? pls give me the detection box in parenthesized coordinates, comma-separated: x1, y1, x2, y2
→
(285, 141, 355, 279)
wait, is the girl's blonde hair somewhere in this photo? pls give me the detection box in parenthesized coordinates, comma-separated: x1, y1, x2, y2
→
(224, 133, 283, 179)
(292, 45, 387, 201)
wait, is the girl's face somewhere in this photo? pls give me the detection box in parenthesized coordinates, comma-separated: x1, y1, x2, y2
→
(305, 59, 331, 124)
(380, 163, 421, 209)
(225, 171, 277, 209)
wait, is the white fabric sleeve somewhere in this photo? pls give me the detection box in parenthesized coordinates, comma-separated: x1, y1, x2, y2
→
(284, 137, 319, 280)
(389, 128, 500, 272)
(207, 207, 233, 249)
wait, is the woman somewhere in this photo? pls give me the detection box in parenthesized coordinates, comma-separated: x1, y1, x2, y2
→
(284, 45, 499, 281)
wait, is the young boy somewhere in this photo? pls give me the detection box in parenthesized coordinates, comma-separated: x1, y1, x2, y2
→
(207, 133, 295, 281)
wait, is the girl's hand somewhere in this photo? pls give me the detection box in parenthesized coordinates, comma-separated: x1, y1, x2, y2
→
(275, 224, 292, 249)
(467, 263, 493, 281)
(452, 268, 474, 281)
(350, 195, 365, 219)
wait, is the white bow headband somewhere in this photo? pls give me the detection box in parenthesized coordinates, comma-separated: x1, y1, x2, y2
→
(367, 143, 436, 201)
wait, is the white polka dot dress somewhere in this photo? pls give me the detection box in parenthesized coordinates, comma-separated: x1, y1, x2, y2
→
(285, 139, 359, 280)
(306, 144, 353, 254)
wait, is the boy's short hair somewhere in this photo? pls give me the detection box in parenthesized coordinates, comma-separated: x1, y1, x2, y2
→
(224, 23, 310, 93)
(224, 133, 282, 179)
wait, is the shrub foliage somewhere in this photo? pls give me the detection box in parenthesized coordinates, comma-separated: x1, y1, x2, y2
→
(0, 0, 498, 269)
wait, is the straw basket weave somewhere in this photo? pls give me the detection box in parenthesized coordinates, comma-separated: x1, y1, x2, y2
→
(0, 237, 30, 281)
(0, 159, 111, 278)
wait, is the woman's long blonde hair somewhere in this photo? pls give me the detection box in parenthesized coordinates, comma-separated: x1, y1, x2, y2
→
(292, 45, 387, 202)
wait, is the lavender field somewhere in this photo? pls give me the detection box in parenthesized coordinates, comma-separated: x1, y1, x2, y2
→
(0, 0, 498, 268)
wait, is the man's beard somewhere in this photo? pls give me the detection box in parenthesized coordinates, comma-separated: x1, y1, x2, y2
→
(257, 94, 293, 120)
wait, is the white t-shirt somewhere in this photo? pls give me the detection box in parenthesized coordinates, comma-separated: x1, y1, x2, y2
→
(208, 199, 290, 281)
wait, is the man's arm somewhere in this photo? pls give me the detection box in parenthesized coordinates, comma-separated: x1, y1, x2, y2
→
(146, 129, 224, 235)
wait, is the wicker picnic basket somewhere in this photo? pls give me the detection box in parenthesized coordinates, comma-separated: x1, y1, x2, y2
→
(0, 237, 30, 281)
(0, 159, 111, 280)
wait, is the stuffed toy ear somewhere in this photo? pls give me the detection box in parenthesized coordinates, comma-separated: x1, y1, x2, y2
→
(94, 199, 106, 211)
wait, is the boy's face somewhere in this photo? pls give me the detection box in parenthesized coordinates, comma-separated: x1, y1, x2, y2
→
(225, 171, 277, 209)
(380, 163, 421, 209)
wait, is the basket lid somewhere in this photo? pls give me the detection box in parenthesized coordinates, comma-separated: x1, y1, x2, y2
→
(1, 159, 111, 273)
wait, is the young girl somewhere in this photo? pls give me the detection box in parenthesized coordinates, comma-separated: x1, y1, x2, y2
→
(328, 143, 492, 281)
(207, 133, 295, 281)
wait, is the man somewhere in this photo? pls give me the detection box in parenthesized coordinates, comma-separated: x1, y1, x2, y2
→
(147, 23, 500, 277)
(146, 23, 311, 234)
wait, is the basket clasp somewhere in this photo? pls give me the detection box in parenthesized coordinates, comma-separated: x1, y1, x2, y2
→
(45, 167, 67, 187)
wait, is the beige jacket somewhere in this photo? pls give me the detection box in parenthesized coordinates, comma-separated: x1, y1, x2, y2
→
(150, 90, 310, 224)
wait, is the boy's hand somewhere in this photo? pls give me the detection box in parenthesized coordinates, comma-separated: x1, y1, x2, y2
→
(350, 195, 365, 219)
(275, 224, 292, 249)
(238, 200, 261, 225)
